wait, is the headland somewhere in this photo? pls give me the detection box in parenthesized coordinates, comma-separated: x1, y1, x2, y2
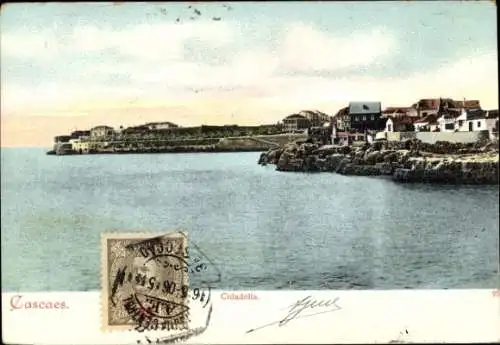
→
(47, 123, 308, 156)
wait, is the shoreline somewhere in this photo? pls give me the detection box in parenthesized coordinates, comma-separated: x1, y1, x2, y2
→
(46, 146, 270, 156)
(47, 134, 307, 156)
(258, 139, 500, 185)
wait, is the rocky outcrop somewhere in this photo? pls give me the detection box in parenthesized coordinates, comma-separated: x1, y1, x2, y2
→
(258, 138, 499, 184)
(392, 154, 499, 184)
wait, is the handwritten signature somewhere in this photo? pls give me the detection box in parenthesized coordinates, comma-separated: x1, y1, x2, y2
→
(246, 295, 341, 333)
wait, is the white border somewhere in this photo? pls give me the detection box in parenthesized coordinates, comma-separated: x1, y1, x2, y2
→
(3, 289, 500, 344)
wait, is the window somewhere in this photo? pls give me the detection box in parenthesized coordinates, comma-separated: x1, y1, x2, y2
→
(445, 123, 454, 130)
(477, 121, 481, 128)
(458, 120, 464, 127)
(387, 124, 392, 132)
(371, 115, 374, 121)
(422, 112, 428, 116)
(363, 116, 366, 121)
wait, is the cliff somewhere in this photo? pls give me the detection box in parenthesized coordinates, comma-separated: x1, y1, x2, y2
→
(258, 139, 499, 185)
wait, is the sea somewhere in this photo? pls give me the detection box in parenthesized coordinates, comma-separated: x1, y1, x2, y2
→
(1, 148, 499, 292)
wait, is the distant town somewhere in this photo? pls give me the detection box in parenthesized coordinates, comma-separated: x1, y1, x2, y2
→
(49, 97, 499, 155)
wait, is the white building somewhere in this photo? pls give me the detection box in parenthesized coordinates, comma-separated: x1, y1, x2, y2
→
(299, 110, 331, 127)
(69, 139, 90, 153)
(437, 113, 459, 132)
(431, 108, 499, 138)
(145, 122, 179, 130)
(453, 108, 469, 131)
(90, 125, 115, 139)
(455, 109, 498, 133)
(384, 117, 416, 132)
(414, 114, 438, 132)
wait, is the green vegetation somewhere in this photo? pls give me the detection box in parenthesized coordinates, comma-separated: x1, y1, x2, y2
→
(120, 124, 284, 141)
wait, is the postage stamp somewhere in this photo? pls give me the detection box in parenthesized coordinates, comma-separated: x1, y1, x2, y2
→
(101, 232, 190, 332)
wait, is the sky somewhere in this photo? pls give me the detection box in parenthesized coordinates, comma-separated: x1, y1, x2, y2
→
(1, 1, 498, 147)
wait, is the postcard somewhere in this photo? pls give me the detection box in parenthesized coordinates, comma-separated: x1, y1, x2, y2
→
(1, 1, 499, 344)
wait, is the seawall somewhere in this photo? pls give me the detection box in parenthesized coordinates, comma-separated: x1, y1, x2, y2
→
(48, 134, 308, 156)
(385, 130, 491, 144)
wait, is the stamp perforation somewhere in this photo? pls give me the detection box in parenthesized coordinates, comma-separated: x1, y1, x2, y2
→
(100, 230, 189, 333)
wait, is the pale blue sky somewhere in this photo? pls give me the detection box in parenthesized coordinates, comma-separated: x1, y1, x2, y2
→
(1, 1, 498, 129)
(2, 1, 497, 83)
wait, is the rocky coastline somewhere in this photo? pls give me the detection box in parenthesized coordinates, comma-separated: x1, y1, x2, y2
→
(258, 139, 499, 185)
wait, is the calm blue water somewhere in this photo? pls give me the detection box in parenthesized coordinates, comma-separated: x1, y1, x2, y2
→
(1, 148, 499, 292)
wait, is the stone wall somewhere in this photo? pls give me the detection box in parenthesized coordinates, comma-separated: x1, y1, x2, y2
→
(415, 131, 489, 144)
(386, 132, 417, 141)
(385, 131, 490, 144)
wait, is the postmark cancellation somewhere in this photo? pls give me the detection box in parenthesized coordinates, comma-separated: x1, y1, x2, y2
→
(101, 232, 190, 332)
